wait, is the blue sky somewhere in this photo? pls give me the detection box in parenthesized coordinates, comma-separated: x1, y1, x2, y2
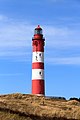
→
(0, 0, 80, 99)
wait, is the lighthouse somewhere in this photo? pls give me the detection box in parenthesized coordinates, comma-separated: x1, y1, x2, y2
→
(32, 25, 45, 96)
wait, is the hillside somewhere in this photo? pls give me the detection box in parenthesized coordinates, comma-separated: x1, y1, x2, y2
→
(0, 93, 80, 120)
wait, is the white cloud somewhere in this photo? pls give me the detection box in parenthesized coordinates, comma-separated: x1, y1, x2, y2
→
(44, 26, 80, 49)
(0, 22, 33, 48)
(45, 57, 80, 65)
(0, 15, 80, 49)
(0, 73, 24, 76)
(0, 15, 34, 58)
(0, 14, 8, 21)
(0, 14, 80, 65)
(0, 51, 30, 57)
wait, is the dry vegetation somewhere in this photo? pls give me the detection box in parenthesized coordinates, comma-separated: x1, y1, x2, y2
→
(0, 93, 80, 120)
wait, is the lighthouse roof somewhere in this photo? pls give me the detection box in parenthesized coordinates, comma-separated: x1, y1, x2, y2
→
(35, 25, 42, 30)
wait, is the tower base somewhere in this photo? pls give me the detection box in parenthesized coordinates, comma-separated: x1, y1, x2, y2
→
(32, 80, 45, 95)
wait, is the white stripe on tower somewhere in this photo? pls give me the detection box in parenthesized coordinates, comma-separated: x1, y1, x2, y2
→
(32, 69, 44, 80)
(32, 52, 44, 63)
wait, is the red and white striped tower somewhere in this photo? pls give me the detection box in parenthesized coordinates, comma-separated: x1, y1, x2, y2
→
(32, 25, 45, 96)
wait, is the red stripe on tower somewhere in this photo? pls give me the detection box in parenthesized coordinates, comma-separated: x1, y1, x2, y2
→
(32, 25, 45, 96)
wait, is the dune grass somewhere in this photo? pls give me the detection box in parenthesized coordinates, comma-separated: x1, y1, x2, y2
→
(0, 93, 80, 120)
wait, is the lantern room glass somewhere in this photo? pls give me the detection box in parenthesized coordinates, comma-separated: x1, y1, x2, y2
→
(34, 29, 42, 35)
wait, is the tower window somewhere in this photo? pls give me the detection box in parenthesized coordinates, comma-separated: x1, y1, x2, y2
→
(39, 53, 42, 57)
(35, 56, 38, 61)
(39, 71, 42, 76)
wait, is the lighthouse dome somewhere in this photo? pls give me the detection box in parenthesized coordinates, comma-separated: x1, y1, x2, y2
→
(34, 25, 42, 35)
